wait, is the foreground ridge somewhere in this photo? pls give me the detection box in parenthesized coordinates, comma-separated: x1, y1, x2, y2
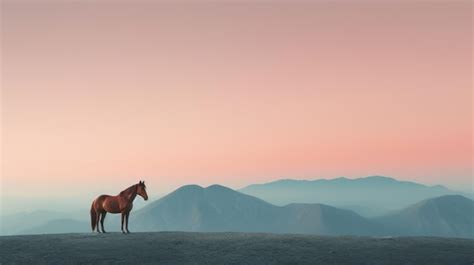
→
(1, 232, 473, 265)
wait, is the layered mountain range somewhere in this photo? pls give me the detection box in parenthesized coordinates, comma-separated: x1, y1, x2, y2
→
(2, 177, 472, 238)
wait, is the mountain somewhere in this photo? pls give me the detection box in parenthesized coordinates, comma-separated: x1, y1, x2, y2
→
(0, 210, 70, 235)
(239, 176, 464, 216)
(130, 184, 376, 236)
(4, 185, 472, 238)
(374, 195, 474, 238)
(19, 219, 89, 235)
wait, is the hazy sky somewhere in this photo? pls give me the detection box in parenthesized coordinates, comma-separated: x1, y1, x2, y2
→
(1, 1, 472, 208)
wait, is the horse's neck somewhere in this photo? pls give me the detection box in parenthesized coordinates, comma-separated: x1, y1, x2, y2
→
(120, 185, 137, 202)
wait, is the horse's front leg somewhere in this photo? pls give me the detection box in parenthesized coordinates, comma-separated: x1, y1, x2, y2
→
(125, 212, 131, 233)
(121, 213, 126, 234)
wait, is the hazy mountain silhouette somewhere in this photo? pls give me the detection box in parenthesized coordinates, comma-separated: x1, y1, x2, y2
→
(374, 195, 474, 238)
(130, 184, 375, 235)
(19, 219, 89, 235)
(3, 184, 473, 238)
(239, 176, 465, 216)
(0, 210, 71, 235)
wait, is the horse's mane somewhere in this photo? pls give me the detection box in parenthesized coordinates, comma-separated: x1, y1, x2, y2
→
(119, 184, 137, 197)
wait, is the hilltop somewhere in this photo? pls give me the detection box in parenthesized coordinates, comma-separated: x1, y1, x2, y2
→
(1, 232, 473, 265)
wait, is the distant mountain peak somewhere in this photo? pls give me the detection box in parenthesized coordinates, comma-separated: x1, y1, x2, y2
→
(206, 184, 232, 191)
(173, 184, 239, 194)
(176, 184, 204, 191)
(431, 184, 449, 190)
(360, 176, 396, 181)
(423, 194, 470, 203)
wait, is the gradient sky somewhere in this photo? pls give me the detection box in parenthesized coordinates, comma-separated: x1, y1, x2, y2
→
(1, 1, 472, 209)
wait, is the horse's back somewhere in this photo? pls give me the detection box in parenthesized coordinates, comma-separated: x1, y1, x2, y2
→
(94, 194, 111, 203)
(94, 194, 122, 213)
(92, 194, 111, 209)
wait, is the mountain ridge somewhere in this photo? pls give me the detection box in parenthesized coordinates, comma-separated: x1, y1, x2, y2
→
(131, 184, 375, 236)
(4, 179, 473, 238)
(241, 176, 449, 190)
(374, 195, 474, 238)
(239, 176, 464, 216)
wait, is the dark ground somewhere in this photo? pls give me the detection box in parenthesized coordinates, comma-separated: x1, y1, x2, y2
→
(0, 232, 473, 265)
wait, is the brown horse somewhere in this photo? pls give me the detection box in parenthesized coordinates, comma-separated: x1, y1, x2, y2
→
(90, 180, 148, 233)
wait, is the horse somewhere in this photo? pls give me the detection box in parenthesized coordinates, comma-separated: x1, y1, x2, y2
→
(90, 180, 148, 233)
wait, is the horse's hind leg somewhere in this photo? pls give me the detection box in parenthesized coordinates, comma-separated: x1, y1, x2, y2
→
(100, 212, 107, 233)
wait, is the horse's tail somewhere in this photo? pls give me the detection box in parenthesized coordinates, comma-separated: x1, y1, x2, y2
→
(90, 201, 97, 232)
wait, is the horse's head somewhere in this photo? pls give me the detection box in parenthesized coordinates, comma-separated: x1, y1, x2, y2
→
(137, 180, 148, 201)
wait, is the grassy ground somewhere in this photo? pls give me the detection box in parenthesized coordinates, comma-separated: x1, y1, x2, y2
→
(1, 232, 473, 265)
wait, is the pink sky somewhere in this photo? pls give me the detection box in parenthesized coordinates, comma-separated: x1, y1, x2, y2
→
(1, 1, 472, 199)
